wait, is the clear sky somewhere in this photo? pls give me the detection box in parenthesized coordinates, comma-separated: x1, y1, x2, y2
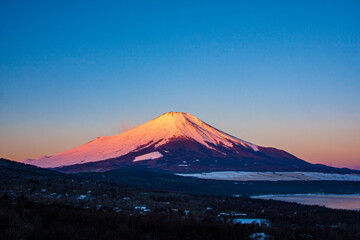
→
(1, 1, 359, 169)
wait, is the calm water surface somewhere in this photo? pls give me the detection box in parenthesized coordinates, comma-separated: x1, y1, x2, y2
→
(253, 194, 360, 210)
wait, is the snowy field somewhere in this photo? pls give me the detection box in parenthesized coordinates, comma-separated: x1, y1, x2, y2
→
(176, 171, 360, 181)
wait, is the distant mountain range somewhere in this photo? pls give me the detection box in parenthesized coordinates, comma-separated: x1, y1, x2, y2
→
(23, 112, 358, 174)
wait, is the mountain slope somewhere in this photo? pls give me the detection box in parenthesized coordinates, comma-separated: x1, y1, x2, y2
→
(23, 112, 358, 174)
(24, 112, 258, 168)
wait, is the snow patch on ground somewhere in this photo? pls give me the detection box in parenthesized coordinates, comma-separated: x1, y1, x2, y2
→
(250, 232, 269, 240)
(176, 171, 360, 181)
(133, 151, 163, 162)
(233, 218, 270, 227)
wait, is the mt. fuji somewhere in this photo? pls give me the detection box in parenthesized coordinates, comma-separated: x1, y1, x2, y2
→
(24, 112, 357, 174)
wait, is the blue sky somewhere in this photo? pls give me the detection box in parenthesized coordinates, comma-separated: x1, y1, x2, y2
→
(1, 0, 359, 168)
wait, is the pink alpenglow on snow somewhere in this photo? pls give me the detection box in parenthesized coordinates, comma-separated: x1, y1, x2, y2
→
(133, 151, 163, 162)
(23, 112, 258, 168)
(23, 112, 360, 175)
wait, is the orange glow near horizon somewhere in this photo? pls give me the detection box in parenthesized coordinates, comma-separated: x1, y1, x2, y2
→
(1, 116, 359, 170)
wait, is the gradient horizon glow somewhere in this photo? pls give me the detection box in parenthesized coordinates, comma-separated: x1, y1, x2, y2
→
(1, 1, 359, 169)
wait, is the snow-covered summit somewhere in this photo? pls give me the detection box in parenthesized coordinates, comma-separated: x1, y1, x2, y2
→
(145, 112, 258, 151)
(24, 112, 258, 168)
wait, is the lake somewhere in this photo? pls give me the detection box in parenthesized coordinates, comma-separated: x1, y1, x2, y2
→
(252, 194, 360, 210)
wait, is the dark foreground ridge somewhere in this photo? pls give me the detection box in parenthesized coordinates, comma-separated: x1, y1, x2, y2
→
(79, 166, 360, 196)
(1, 158, 360, 240)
